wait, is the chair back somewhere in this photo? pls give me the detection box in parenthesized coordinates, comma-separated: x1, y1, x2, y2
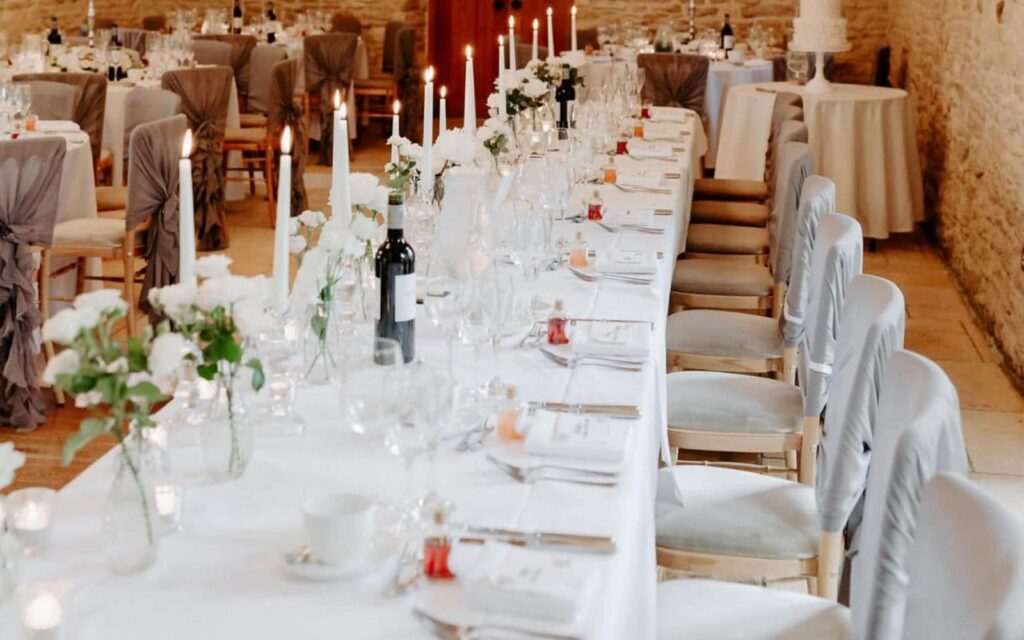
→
(781, 175, 836, 349)
(194, 34, 257, 96)
(767, 119, 808, 195)
(901, 474, 1024, 640)
(267, 58, 307, 214)
(768, 140, 814, 283)
(577, 27, 599, 50)
(798, 213, 864, 421)
(18, 81, 77, 121)
(248, 44, 288, 115)
(93, 17, 116, 30)
(815, 274, 906, 532)
(0, 137, 65, 430)
(381, 20, 405, 74)
(127, 114, 187, 319)
(119, 28, 150, 56)
(872, 46, 893, 88)
(123, 87, 181, 180)
(637, 53, 709, 118)
(160, 66, 232, 250)
(142, 15, 167, 32)
(513, 42, 548, 69)
(850, 351, 968, 639)
(12, 72, 107, 164)
(393, 27, 420, 142)
(331, 11, 362, 35)
(304, 33, 359, 163)
(192, 39, 233, 68)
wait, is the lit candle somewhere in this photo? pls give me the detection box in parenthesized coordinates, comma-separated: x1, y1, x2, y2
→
(272, 126, 292, 314)
(22, 589, 62, 640)
(508, 15, 517, 70)
(178, 130, 196, 286)
(497, 36, 507, 119)
(438, 86, 447, 136)
(571, 5, 578, 52)
(532, 18, 539, 61)
(546, 7, 555, 59)
(464, 45, 476, 136)
(330, 90, 351, 219)
(422, 66, 435, 186)
(155, 484, 184, 532)
(390, 99, 401, 164)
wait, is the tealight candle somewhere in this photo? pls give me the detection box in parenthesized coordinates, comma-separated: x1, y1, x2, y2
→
(22, 587, 62, 640)
(5, 488, 56, 554)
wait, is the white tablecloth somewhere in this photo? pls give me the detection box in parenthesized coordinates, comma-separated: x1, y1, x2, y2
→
(703, 60, 774, 169)
(716, 82, 925, 238)
(2, 110, 706, 638)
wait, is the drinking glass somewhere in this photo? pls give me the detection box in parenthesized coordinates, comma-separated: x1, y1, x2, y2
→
(256, 314, 306, 437)
(338, 338, 408, 439)
(424, 259, 470, 380)
(511, 205, 553, 315)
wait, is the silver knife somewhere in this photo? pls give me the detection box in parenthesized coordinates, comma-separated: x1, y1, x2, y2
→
(458, 526, 617, 554)
(529, 401, 641, 419)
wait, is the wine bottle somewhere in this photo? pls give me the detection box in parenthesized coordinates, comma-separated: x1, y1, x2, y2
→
(555, 64, 575, 135)
(47, 17, 62, 45)
(375, 195, 416, 364)
(232, 0, 243, 34)
(111, 24, 120, 47)
(720, 13, 734, 56)
(265, 1, 277, 43)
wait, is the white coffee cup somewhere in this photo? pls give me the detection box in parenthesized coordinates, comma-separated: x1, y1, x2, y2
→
(303, 493, 374, 567)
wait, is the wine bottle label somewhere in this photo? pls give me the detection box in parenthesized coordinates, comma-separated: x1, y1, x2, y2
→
(233, 17, 243, 29)
(723, 35, 734, 50)
(388, 204, 404, 229)
(394, 273, 416, 322)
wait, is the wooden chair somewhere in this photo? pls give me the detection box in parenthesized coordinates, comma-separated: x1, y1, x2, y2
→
(240, 44, 288, 128)
(304, 33, 358, 165)
(353, 20, 404, 128)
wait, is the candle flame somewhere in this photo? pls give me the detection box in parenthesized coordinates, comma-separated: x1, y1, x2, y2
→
(547, 6, 553, 16)
(498, 34, 504, 45)
(333, 89, 342, 110)
(465, 44, 473, 59)
(280, 125, 292, 155)
(425, 66, 435, 82)
(533, 18, 539, 29)
(571, 5, 577, 15)
(181, 129, 193, 158)
(440, 85, 447, 98)
(340, 102, 347, 120)
(393, 99, 401, 114)
(508, 15, 515, 29)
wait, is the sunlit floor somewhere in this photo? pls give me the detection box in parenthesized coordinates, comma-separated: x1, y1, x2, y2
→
(4, 132, 1024, 520)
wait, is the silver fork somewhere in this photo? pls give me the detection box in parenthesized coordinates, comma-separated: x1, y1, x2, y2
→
(539, 347, 645, 372)
(516, 322, 545, 348)
(568, 267, 653, 285)
(413, 609, 582, 640)
(488, 456, 620, 486)
(596, 221, 664, 235)
(610, 182, 672, 195)
(487, 454, 620, 478)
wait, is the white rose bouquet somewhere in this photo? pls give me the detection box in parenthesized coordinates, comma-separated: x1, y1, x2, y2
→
(385, 135, 421, 197)
(477, 116, 513, 171)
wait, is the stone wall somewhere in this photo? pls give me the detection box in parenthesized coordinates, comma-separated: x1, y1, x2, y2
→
(2, 0, 884, 82)
(889, 0, 1024, 380)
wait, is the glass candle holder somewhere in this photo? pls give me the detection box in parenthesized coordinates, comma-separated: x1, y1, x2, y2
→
(5, 488, 56, 555)
(19, 582, 68, 640)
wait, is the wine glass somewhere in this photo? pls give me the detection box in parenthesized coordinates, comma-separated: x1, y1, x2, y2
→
(338, 337, 408, 439)
(424, 258, 470, 381)
(511, 204, 553, 315)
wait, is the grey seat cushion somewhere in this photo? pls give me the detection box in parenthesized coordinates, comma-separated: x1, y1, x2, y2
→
(657, 579, 851, 640)
(667, 310, 783, 358)
(673, 259, 774, 297)
(656, 465, 818, 558)
(687, 223, 770, 255)
(667, 371, 803, 434)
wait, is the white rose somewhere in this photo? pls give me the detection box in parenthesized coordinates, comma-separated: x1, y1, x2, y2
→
(523, 77, 549, 98)
(0, 442, 26, 490)
(351, 212, 380, 241)
(289, 234, 308, 254)
(435, 128, 481, 166)
(42, 308, 87, 345)
(196, 275, 248, 311)
(233, 298, 273, 339)
(289, 218, 301, 235)
(73, 288, 127, 315)
(149, 333, 186, 380)
(148, 282, 197, 321)
(370, 185, 389, 215)
(194, 254, 233, 279)
(298, 209, 326, 228)
(400, 142, 423, 159)
(290, 247, 328, 303)
(387, 134, 411, 148)
(349, 173, 382, 207)
(318, 218, 357, 255)
(486, 92, 504, 112)
(74, 390, 104, 408)
(41, 348, 80, 385)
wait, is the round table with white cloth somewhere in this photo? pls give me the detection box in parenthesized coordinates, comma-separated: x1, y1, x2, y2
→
(703, 59, 774, 170)
(715, 82, 925, 239)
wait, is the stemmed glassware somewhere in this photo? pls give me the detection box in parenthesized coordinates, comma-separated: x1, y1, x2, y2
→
(424, 257, 471, 381)
(338, 337, 408, 439)
(510, 203, 553, 315)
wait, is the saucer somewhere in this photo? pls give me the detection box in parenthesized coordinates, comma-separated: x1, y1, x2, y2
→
(282, 533, 398, 582)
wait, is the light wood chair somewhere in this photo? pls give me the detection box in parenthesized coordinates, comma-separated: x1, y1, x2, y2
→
(223, 125, 275, 223)
(353, 21, 404, 128)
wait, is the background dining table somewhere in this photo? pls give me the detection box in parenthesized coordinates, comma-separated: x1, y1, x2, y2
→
(702, 59, 774, 170)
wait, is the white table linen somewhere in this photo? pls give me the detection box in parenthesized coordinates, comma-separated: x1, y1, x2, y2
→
(703, 60, 774, 169)
(2, 109, 706, 639)
(716, 82, 925, 238)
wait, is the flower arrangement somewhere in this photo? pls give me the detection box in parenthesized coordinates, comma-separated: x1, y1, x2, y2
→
(434, 128, 482, 170)
(385, 135, 422, 196)
(477, 117, 513, 171)
(0, 442, 25, 491)
(487, 68, 549, 118)
(50, 45, 143, 73)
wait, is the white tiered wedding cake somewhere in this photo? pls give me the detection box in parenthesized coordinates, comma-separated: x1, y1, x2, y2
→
(791, 0, 850, 52)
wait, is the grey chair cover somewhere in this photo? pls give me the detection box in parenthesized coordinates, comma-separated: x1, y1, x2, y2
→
(128, 115, 186, 320)
(902, 474, 1024, 640)
(13, 72, 107, 164)
(304, 33, 358, 164)
(798, 213, 863, 419)
(577, 28, 599, 51)
(850, 351, 968, 640)
(781, 175, 836, 350)
(767, 141, 814, 285)
(0, 137, 65, 431)
(330, 12, 362, 35)
(123, 87, 181, 186)
(393, 27, 420, 142)
(267, 59, 308, 214)
(247, 44, 288, 115)
(381, 20, 405, 74)
(119, 28, 150, 57)
(191, 39, 233, 69)
(142, 15, 167, 32)
(765, 120, 808, 207)
(161, 66, 232, 250)
(816, 274, 906, 533)
(513, 43, 548, 69)
(637, 53, 709, 118)
(18, 81, 77, 121)
(194, 34, 257, 97)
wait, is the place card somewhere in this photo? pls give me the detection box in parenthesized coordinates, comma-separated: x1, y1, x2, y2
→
(525, 413, 628, 463)
(593, 250, 658, 275)
(570, 322, 651, 360)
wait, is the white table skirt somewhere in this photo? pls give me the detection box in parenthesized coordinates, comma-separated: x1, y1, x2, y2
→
(3, 109, 705, 638)
(715, 82, 925, 238)
(703, 60, 774, 169)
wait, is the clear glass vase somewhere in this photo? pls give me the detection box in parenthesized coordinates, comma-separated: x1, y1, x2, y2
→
(303, 299, 340, 385)
(0, 532, 19, 603)
(103, 431, 160, 573)
(200, 375, 254, 481)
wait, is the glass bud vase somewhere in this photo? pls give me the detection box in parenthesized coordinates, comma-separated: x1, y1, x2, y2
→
(103, 430, 160, 574)
(200, 375, 254, 481)
(303, 299, 340, 385)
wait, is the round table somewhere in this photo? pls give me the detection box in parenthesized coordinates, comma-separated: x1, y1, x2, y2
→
(703, 59, 774, 169)
(717, 82, 924, 239)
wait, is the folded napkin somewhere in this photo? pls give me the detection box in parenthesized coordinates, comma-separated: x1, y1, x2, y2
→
(570, 321, 650, 360)
(616, 171, 665, 190)
(648, 107, 692, 123)
(626, 139, 673, 159)
(745, 58, 770, 67)
(593, 250, 658, 275)
(643, 122, 687, 141)
(462, 543, 599, 623)
(35, 120, 80, 133)
(602, 208, 656, 227)
(525, 412, 629, 463)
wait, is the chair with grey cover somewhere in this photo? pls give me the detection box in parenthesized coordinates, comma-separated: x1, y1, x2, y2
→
(12, 72, 108, 167)
(18, 81, 77, 121)
(194, 34, 257, 98)
(637, 53, 710, 120)
(243, 43, 289, 127)
(192, 39, 233, 69)
(304, 33, 359, 164)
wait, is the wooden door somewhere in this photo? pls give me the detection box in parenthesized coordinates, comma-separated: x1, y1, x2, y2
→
(429, 0, 575, 120)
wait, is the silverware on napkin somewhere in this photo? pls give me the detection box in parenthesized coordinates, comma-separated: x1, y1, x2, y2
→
(488, 454, 622, 486)
(414, 609, 583, 640)
(456, 524, 617, 554)
(527, 401, 642, 419)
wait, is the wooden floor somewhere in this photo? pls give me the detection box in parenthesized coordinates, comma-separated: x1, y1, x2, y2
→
(4, 130, 1024, 517)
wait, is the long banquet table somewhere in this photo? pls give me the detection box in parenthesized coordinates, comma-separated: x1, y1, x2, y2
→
(2, 110, 706, 639)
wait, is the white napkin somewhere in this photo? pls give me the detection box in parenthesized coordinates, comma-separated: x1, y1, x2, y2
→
(570, 321, 650, 360)
(616, 172, 666, 190)
(643, 121, 688, 141)
(626, 139, 673, 159)
(462, 543, 599, 623)
(593, 250, 658, 275)
(525, 413, 628, 463)
(35, 120, 80, 133)
(648, 107, 691, 123)
(602, 208, 655, 227)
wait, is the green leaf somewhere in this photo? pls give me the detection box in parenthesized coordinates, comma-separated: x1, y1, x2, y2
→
(197, 363, 218, 380)
(128, 381, 166, 404)
(246, 358, 265, 392)
(310, 314, 328, 341)
(62, 417, 110, 466)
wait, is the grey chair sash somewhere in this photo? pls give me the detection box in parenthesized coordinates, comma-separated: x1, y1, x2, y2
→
(248, 44, 289, 115)
(304, 33, 358, 164)
(267, 58, 308, 214)
(122, 87, 181, 182)
(194, 34, 257, 96)
(637, 53, 709, 119)
(17, 81, 77, 121)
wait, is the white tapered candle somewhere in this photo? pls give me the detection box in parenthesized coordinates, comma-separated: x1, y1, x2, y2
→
(571, 5, 578, 51)
(497, 36, 507, 118)
(508, 15, 517, 70)
(438, 86, 447, 136)
(331, 93, 351, 219)
(532, 19, 539, 61)
(390, 100, 401, 164)
(464, 45, 476, 136)
(178, 130, 196, 286)
(272, 126, 293, 314)
(422, 66, 434, 185)
(546, 8, 554, 59)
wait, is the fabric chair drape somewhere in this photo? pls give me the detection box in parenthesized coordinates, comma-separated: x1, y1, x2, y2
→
(192, 39, 233, 69)
(122, 88, 182, 180)
(248, 44, 289, 115)
(128, 115, 187, 320)
(18, 81, 76, 121)
(330, 12, 362, 35)
(393, 27, 420, 142)
(119, 28, 150, 57)
(194, 34, 257, 97)
(267, 58, 308, 214)
(13, 72, 107, 165)
(142, 15, 167, 32)
(161, 66, 232, 250)
(0, 137, 65, 431)
(304, 33, 358, 164)
(637, 53, 710, 119)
